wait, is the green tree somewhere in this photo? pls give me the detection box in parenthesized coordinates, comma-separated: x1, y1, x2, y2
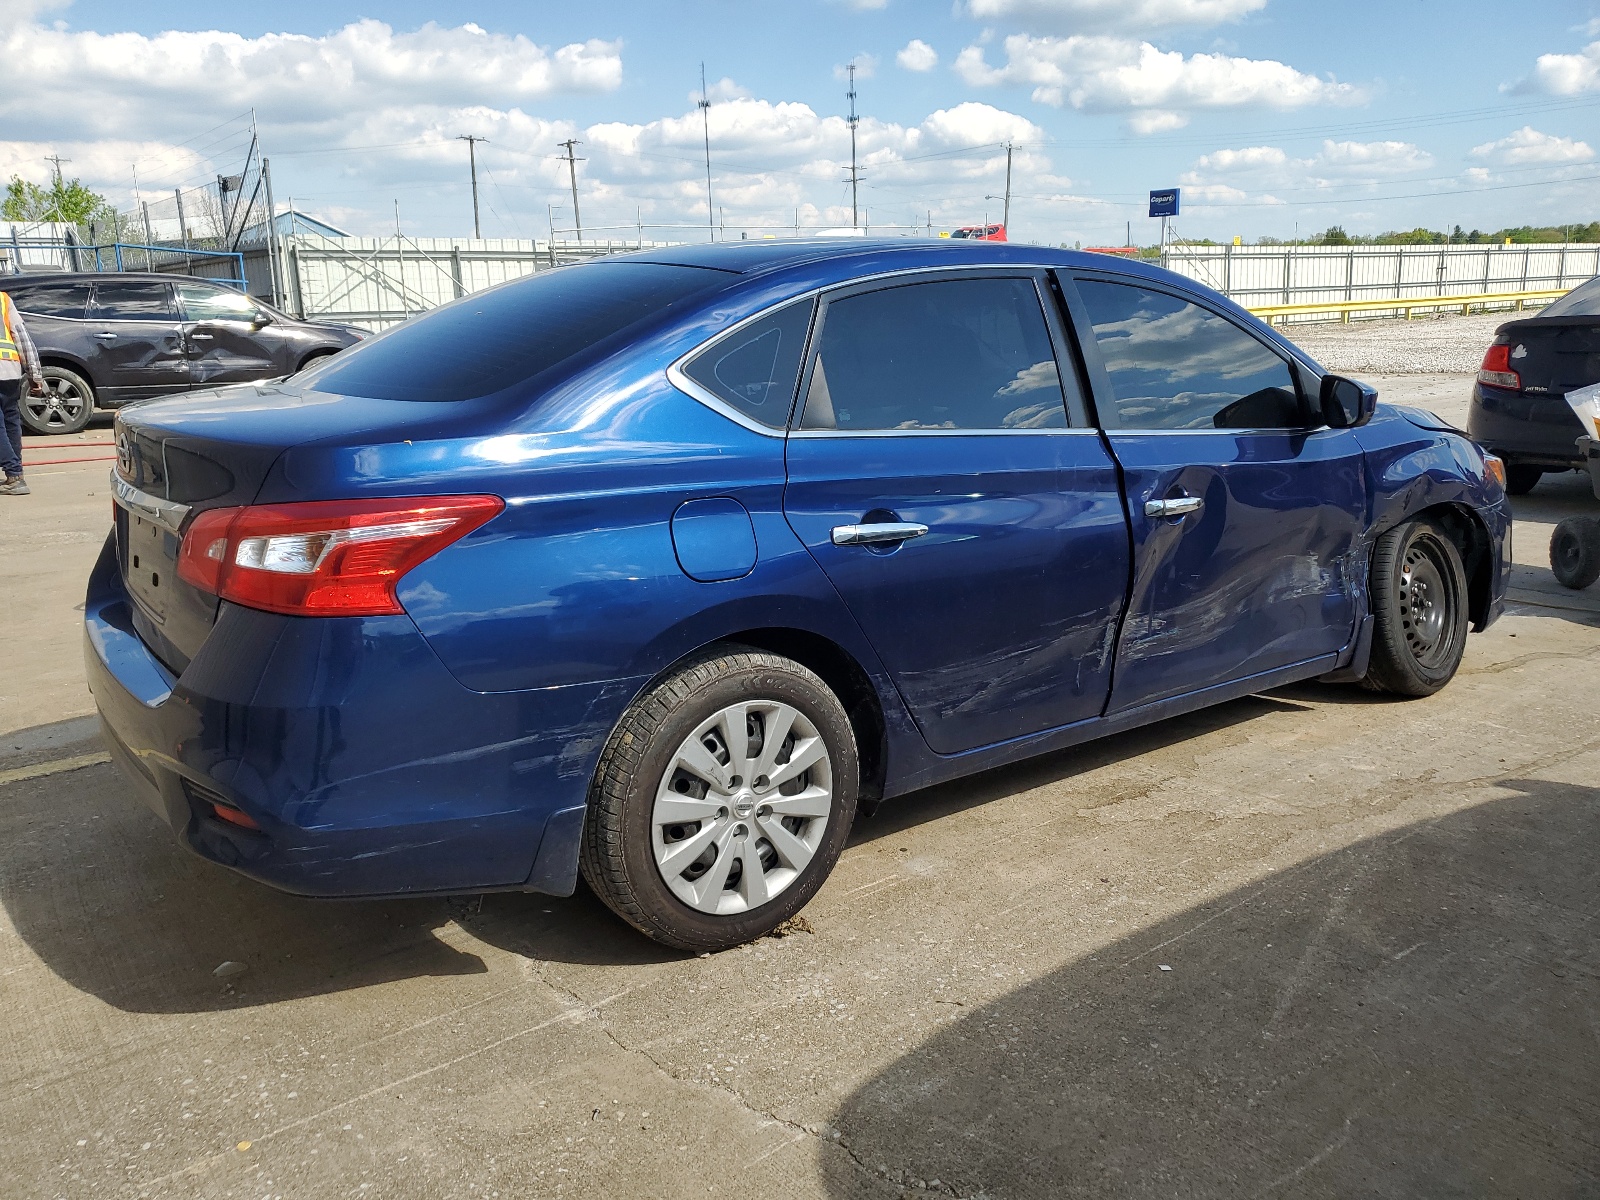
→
(1318, 225, 1351, 245)
(3, 175, 117, 227)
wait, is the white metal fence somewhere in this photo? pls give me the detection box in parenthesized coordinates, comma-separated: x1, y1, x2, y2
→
(1161, 242, 1600, 321)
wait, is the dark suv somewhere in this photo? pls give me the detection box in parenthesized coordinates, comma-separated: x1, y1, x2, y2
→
(4, 273, 366, 434)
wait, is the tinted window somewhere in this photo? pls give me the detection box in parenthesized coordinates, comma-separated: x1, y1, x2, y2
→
(682, 299, 812, 427)
(800, 277, 1068, 431)
(1077, 280, 1303, 430)
(92, 280, 176, 321)
(306, 262, 724, 403)
(7, 282, 90, 318)
(179, 283, 263, 323)
(1542, 276, 1600, 318)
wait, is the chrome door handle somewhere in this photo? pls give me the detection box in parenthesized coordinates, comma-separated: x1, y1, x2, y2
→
(94, 332, 118, 340)
(1145, 495, 1203, 519)
(831, 521, 929, 546)
(189, 333, 214, 341)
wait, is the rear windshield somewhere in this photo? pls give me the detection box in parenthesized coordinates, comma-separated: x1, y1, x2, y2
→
(304, 262, 726, 402)
(1542, 276, 1600, 318)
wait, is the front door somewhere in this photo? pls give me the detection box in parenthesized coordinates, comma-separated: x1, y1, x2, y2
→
(177, 282, 285, 386)
(1064, 273, 1368, 713)
(87, 279, 189, 400)
(782, 271, 1130, 756)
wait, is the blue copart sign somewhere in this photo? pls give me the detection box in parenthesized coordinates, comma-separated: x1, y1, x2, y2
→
(1149, 189, 1180, 217)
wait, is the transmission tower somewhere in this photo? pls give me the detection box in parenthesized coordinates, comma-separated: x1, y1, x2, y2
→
(846, 63, 860, 229)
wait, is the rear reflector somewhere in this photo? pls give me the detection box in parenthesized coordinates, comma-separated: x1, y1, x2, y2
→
(177, 494, 503, 617)
(1478, 342, 1521, 390)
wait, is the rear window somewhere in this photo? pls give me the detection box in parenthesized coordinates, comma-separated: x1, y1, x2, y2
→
(8, 282, 91, 318)
(1542, 276, 1600, 318)
(305, 262, 726, 402)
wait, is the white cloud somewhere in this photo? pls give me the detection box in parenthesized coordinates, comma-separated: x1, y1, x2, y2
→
(963, 0, 1267, 31)
(955, 34, 1360, 120)
(834, 0, 889, 8)
(1512, 40, 1600, 94)
(1178, 139, 1431, 204)
(834, 54, 878, 81)
(1470, 126, 1594, 164)
(897, 39, 939, 71)
(1128, 109, 1188, 134)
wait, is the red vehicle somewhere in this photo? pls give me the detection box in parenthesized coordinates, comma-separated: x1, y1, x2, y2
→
(950, 224, 1006, 241)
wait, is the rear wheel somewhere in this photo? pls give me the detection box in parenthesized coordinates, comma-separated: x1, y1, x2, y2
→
(1363, 518, 1470, 697)
(1550, 517, 1600, 590)
(1504, 464, 1544, 496)
(21, 366, 94, 435)
(580, 647, 858, 952)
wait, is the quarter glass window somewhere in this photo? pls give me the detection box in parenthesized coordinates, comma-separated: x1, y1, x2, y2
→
(801, 277, 1068, 431)
(682, 299, 812, 428)
(9, 283, 90, 318)
(1077, 280, 1303, 430)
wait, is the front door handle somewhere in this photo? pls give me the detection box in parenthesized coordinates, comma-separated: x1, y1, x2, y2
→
(831, 521, 929, 546)
(94, 331, 118, 341)
(188, 332, 214, 341)
(1145, 495, 1203, 519)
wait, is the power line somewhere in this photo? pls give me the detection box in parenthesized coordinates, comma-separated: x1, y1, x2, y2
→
(457, 135, 489, 238)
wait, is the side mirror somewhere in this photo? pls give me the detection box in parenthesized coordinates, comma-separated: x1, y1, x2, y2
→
(251, 312, 274, 329)
(1319, 374, 1377, 429)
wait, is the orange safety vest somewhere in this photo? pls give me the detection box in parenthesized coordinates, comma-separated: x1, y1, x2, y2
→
(0, 292, 19, 363)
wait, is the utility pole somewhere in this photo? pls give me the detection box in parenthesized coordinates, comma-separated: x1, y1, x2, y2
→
(558, 139, 584, 242)
(44, 154, 70, 223)
(262, 156, 282, 308)
(846, 62, 861, 229)
(699, 64, 715, 241)
(1002, 142, 1012, 234)
(457, 135, 489, 239)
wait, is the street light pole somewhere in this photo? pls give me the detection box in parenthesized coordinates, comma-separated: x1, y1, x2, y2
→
(457, 135, 488, 239)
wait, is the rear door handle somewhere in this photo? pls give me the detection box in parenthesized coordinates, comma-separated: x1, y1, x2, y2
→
(189, 333, 214, 341)
(94, 332, 118, 341)
(831, 521, 929, 546)
(1144, 496, 1203, 519)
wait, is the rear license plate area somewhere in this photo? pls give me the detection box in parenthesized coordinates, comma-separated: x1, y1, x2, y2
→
(120, 509, 178, 623)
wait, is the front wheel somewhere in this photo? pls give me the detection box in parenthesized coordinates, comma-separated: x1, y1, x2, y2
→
(580, 647, 858, 952)
(21, 366, 94, 435)
(1363, 518, 1470, 697)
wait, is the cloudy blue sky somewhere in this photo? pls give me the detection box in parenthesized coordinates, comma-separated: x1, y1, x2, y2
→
(2, 0, 1598, 244)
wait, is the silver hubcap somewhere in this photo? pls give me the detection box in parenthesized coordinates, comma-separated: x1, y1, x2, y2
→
(652, 700, 833, 915)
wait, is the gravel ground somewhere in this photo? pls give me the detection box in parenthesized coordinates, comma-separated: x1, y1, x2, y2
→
(1284, 311, 1508, 375)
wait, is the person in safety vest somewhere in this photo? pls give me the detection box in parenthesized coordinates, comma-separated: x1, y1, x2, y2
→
(0, 289, 45, 496)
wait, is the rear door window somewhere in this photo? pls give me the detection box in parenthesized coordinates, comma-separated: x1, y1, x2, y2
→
(1074, 279, 1304, 430)
(800, 276, 1069, 431)
(681, 299, 813, 428)
(92, 280, 178, 321)
(8, 282, 91, 318)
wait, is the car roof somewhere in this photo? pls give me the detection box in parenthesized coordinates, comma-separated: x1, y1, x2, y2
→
(603, 237, 1111, 276)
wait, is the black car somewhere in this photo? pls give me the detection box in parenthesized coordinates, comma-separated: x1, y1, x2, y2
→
(1467, 275, 1600, 494)
(4, 273, 366, 434)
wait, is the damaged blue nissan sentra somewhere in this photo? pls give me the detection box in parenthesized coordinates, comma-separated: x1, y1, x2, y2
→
(87, 239, 1510, 951)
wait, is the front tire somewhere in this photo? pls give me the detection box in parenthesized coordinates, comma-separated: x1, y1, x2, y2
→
(21, 366, 94, 435)
(1363, 518, 1470, 697)
(580, 647, 859, 952)
(1550, 518, 1600, 590)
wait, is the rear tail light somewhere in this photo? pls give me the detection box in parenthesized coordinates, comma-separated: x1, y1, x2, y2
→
(1478, 341, 1521, 390)
(177, 494, 503, 617)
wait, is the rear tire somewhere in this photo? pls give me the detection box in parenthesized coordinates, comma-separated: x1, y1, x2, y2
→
(1550, 518, 1600, 590)
(1504, 464, 1543, 496)
(21, 366, 94, 435)
(1362, 518, 1470, 697)
(579, 647, 859, 952)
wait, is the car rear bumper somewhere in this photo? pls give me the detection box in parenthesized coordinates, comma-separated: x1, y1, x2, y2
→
(1466, 382, 1587, 468)
(83, 534, 639, 899)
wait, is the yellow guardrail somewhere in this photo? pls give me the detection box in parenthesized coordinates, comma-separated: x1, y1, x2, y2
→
(1248, 288, 1567, 324)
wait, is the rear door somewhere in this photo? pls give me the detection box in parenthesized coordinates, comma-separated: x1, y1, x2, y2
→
(1061, 271, 1367, 713)
(177, 282, 287, 386)
(781, 270, 1129, 755)
(87, 279, 189, 399)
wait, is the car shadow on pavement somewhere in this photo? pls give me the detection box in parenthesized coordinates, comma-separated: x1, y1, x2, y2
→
(0, 752, 677, 1015)
(821, 777, 1600, 1199)
(849, 693, 1314, 848)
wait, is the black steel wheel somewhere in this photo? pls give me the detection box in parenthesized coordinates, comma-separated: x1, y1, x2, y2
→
(1503, 464, 1543, 496)
(1550, 517, 1600, 590)
(21, 366, 94, 435)
(1363, 518, 1470, 697)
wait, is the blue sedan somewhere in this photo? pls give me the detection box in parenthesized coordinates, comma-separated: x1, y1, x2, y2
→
(87, 240, 1511, 950)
